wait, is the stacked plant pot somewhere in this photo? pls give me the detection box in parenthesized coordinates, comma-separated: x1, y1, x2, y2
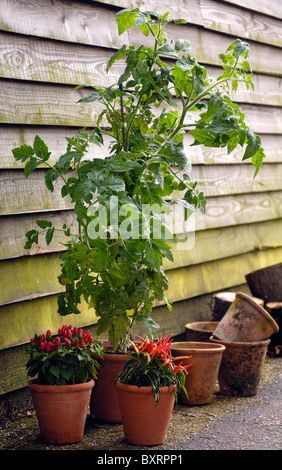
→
(210, 292, 279, 396)
(246, 262, 282, 356)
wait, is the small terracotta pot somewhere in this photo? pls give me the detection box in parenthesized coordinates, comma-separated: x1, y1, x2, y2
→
(210, 336, 270, 397)
(171, 341, 225, 405)
(213, 292, 279, 342)
(28, 379, 94, 444)
(116, 381, 175, 446)
(185, 321, 219, 342)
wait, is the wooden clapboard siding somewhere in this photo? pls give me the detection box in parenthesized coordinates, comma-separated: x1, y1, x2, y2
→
(97, 0, 282, 47)
(1, 163, 281, 216)
(1, 0, 281, 75)
(2, 217, 281, 307)
(2, 127, 282, 170)
(1, 32, 282, 107)
(1, 0, 282, 397)
(2, 79, 282, 135)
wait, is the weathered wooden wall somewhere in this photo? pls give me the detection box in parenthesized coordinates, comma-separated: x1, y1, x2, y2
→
(1, 0, 282, 397)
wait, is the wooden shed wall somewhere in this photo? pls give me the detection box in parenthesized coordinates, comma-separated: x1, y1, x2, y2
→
(0, 0, 282, 396)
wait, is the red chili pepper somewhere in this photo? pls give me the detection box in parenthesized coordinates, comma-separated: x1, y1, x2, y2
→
(64, 337, 71, 346)
(74, 339, 79, 348)
(45, 341, 52, 352)
(80, 340, 86, 349)
(67, 328, 72, 339)
(46, 329, 51, 339)
(55, 336, 61, 347)
(40, 341, 47, 350)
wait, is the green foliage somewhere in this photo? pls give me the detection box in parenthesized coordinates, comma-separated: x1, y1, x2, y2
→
(12, 9, 266, 351)
(116, 335, 191, 405)
(26, 325, 104, 385)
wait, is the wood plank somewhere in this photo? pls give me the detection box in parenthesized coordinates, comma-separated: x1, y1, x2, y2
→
(193, 191, 282, 231)
(1, 167, 282, 231)
(165, 218, 282, 270)
(129, 19, 282, 76)
(1, 0, 281, 75)
(0, 294, 98, 351)
(0, 31, 125, 87)
(0, 211, 75, 260)
(0, 0, 124, 50)
(1, 80, 282, 132)
(97, 0, 282, 47)
(1, 32, 282, 107)
(0, 80, 105, 127)
(159, 246, 282, 306)
(221, 0, 282, 19)
(178, 163, 282, 197)
(169, 191, 282, 234)
(2, 126, 282, 169)
(0, 170, 73, 215)
(1, 162, 281, 216)
(0, 254, 63, 306)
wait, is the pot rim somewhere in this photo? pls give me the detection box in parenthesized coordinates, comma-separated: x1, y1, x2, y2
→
(28, 378, 94, 392)
(232, 292, 279, 332)
(171, 341, 226, 354)
(210, 335, 271, 347)
(115, 381, 176, 394)
(184, 321, 219, 332)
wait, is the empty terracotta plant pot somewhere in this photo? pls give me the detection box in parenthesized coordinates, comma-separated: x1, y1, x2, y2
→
(210, 336, 270, 397)
(213, 292, 279, 342)
(170, 341, 225, 405)
(185, 321, 219, 342)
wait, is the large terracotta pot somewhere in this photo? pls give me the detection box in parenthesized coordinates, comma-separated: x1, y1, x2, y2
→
(171, 341, 225, 405)
(116, 381, 176, 446)
(90, 345, 128, 423)
(28, 378, 94, 444)
(213, 292, 279, 342)
(185, 321, 219, 342)
(210, 336, 270, 397)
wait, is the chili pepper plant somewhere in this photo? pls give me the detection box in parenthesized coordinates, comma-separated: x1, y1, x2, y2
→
(12, 9, 265, 352)
(116, 334, 192, 405)
(26, 325, 104, 385)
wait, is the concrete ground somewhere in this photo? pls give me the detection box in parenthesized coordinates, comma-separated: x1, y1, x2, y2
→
(0, 356, 281, 454)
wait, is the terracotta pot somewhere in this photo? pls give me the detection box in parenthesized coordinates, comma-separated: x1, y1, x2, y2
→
(28, 378, 94, 444)
(210, 336, 270, 397)
(90, 343, 128, 423)
(185, 321, 219, 342)
(213, 292, 279, 342)
(171, 341, 225, 405)
(116, 381, 175, 446)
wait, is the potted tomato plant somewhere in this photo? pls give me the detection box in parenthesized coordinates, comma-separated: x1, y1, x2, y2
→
(26, 325, 103, 444)
(115, 334, 191, 445)
(13, 9, 265, 421)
